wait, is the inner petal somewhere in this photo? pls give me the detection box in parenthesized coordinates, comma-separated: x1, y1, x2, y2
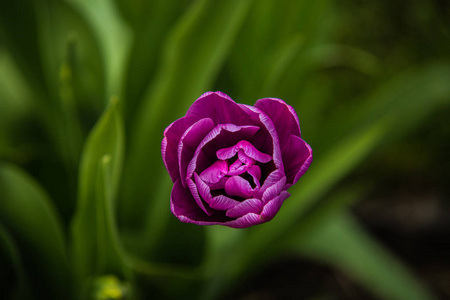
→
(247, 165, 262, 189)
(228, 150, 257, 175)
(225, 176, 257, 198)
(186, 124, 260, 181)
(238, 150, 255, 165)
(216, 140, 272, 163)
(199, 160, 228, 184)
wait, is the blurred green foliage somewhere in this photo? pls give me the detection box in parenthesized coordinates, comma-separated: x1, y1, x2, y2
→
(0, 0, 449, 299)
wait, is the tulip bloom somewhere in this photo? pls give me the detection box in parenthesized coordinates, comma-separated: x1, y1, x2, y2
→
(162, 92, 312, 228)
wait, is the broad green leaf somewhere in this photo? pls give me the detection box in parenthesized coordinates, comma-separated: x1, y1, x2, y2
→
(120, 0, 253, 231)
(226, 0, 334, 101)
(95, 155, 129, 277)
(0, 162, 68, 298)
(116, 0, 193, 121)
(0, 0, 47, 97)
(261, 35, 304, 96)
(289, 212, 435, 300)
(67, 0, 132, 97)
(33, 1, 88, 170)
(71, 98, 126, 281)
(202, 62, 450, 296)
(34, 0, 107, 124)
(0, 50, 31, 161)
(0, 1, 77, 160)
(0, 223, 32, 300)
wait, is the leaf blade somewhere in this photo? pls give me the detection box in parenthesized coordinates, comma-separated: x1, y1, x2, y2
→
(0, 162, 68, 298)
(71, 98, 126, 281)
(290, 212, 436, 300)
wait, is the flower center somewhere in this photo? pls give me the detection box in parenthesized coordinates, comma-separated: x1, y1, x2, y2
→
(199, 141, 271, 199)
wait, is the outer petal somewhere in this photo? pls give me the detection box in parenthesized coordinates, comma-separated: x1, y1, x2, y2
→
(282, 135, 313, 186)
(255, 98, 301, 141)
(260, 191, 290, 222)
(170, 179, 209, 221)
(226, 198, 263, 218)
(243, 105, 284, 172)
(171, 180, 233, 225)
(187, 178, 213, 216)
(255, 98, 312, 186)
(261, 176, 287, 203)
(187, 91, 255, 126)
(178, 118, 215, 187)
(162, 116, 197, 183)
(225, 213, 262, 228)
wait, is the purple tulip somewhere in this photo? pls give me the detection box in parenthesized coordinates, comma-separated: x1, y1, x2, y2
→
(161, 91, 312, 228)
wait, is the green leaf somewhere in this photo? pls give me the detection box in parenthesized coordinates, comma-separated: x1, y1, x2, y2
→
(0, 162, 69, 298)
(67, 0, 132, 97)
(289, 211, 436, 300)
(34, 0, 107, 105)
(0, 0, 47, 97)
(34, 0, 108, 131)
(0, 50, 32, 161)
(120, 0, 253, 231)
(0, 223, 32, 300)
(95, 155, 129, 276)
(117, 0, 193, 121)
(71, 97, 127, 281)
(227, 0, 334, 101)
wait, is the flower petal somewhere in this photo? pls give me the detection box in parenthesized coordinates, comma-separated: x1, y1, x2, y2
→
(187, 178, 213, 216)
(255, 169, 285, 199)
(216, 140, 272, 163)
(199, 160, 228, 184)
(186, 91, 255, 126)
(195, 173, 239, 210)
(171, 179, 211, 221)
(260, 191, 290, 222)
(225, 176, 256, 198)
(255, 98, 301, 141)
(262, 175, 287, 203)
(207, 176, 228, 190)
(225, 213, 262, 228)
(282, 135, 313, 186)
(171, 182, 233, 226)
(178, 118, 215, 187)
(227, 159, 248, 176)
(194, 173, 213, 204)
(247, 165, 261, 189)
(210, 195, 240, 210)
(243, 105, 284, 172)
(238, 150, 255, 165)
(226, 198, 263, 218)
(162, 116, 197, 182)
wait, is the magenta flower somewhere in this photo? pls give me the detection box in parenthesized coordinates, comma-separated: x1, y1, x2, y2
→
(161, 92, 312, 228)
